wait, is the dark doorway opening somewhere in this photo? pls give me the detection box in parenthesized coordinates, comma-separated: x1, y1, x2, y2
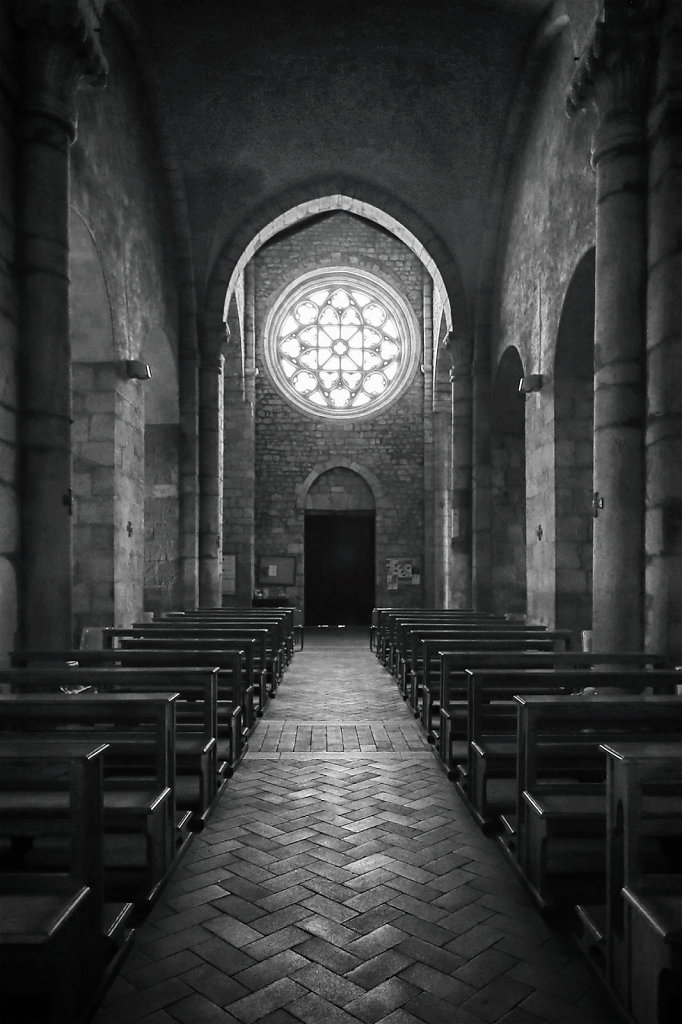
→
(304, 512, 375, 626)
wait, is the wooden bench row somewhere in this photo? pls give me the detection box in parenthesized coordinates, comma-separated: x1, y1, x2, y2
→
(0, 738, 134, 1024)
(0, 608, 296, 1022)
(370, 608, 682, 1022)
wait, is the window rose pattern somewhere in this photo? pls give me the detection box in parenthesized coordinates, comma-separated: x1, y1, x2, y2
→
(274, 287, 405, 413)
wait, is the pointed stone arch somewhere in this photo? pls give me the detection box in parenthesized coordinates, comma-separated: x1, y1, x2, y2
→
(203, 182, 471, 371)
(296, 458, 384, 513)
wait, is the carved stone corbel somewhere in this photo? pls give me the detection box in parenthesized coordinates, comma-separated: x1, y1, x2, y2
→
(13, 0, 108, 140)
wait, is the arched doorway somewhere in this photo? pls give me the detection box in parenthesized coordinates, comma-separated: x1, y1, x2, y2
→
(304, 468, 376, 626)
(491, 347, 527, 616)
(555, 249, 595, 636)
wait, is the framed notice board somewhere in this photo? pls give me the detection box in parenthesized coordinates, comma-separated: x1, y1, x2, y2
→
(257, 555, 296, 586)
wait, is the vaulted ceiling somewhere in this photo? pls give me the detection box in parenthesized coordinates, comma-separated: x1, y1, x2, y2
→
(107, 1, 601, 311)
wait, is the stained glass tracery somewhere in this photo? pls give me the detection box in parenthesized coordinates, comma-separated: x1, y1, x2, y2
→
(269, 281, 411, 415)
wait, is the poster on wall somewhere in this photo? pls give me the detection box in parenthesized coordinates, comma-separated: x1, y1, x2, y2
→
(385, 558, 420, 588)
(257, 555, 296, 586)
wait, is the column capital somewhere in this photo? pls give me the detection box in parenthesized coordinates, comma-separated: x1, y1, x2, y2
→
(13, 0, 108, 142)
(567, 1, 659, 132)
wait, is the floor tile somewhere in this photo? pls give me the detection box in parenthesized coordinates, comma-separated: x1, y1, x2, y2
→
(91, 632, 623, 1024)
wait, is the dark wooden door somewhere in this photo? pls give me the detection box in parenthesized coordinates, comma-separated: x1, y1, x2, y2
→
(304, 513, 375, 626)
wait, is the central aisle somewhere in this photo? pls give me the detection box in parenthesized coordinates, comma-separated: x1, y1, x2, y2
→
(93, 628, 621, 1024)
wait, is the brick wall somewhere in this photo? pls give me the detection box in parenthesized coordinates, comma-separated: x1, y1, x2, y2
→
(251, 213, 427, 616)
(0, 7, 19, 665)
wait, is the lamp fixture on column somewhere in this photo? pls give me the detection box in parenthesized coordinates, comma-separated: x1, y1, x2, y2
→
(518, 373, 543, 394)
(126, 359, 152, 380)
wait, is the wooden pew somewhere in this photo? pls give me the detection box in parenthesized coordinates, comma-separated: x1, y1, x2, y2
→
(0, 666, 224, 826)
(0, 693, 177, 909)
(399, 621, 556, 693)
(373, 609, 501, 667)
(109, 627, 269, 715)
(165, 607, 297, 664)
(512, 693, 682, 914)
(408, 636, 567, 749)
(405, 628, 570, 722)
(597, 742, 682, 1024)
(161, 611, 289, 682)
(461, 669, 681, 834)
(0, 738, 135, 1024)
(437, 651, 673, 779)
(10, 648, 251, 766)
(379, 612, 513, 676)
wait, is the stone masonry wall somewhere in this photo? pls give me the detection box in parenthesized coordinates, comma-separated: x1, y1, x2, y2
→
(72, 363, 116, 638)
(555, 386, 593, 635)
(495, 34, 596, 625)
(0, 6, 19, 665)
(69, 15, 180, 627)
(114, 379, 145, 625)
(306, 468, 375, 512)
(491, 434, 527, 616)
(223, 354, 256, 606)
(72, 364, 146, 633)
(144, 423, 181, 614)
(253, 213, 427, 616)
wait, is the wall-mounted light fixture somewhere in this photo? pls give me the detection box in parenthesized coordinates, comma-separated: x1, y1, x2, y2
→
(126, 359, 152, 380)
(518, 373, 543, 394)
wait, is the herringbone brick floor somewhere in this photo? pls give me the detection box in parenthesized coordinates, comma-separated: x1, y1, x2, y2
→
(92, 628, 623, 1024)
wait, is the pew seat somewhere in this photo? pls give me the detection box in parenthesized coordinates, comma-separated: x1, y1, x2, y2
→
(0, 740, 134, 1024)
(0, 694, 178, 908)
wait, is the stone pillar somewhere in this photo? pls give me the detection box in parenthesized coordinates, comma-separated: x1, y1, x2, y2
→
(471, 354, 492, 611)
(645, 5, 682, 655)
(222, 264, 257, 606)
(421, 271, 435, 605)
(179, 352, 200, 609)
(198, 338, 225, 607)
(448, 335, 473, 609)
(14, 1, 106, 647)
(432, 374, 453, 608)
(568, 3, 656, 651)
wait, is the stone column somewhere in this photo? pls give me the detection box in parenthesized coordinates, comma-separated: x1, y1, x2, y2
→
(567, 3, 656, 651)
(432, 374, 453, 608)
(645, 5, 682, 655)
(421, 272, 436, 605)
(448, 335, 473, 609)
(198, 337, 225, 607)
(14, 1, 106, 648)
(179, 352, 200, 609)
(471, 354, 492, 611)
(222, 263, 257, 605)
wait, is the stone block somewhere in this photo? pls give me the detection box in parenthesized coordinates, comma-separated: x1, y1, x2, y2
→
(77, 497, 113, 525)
(0, 439, 17, 485)
(72, 472, 92, 499)
(89, 413, 115, 440)
(0, 484, 18, 551)
(555, 541, 581, 570)
(0, 403, 16, 445)
(80, 441, 113, 466)
(555, 440, 577, 466)
(71, 364, 96, 391)
(85, 389, 116, 414)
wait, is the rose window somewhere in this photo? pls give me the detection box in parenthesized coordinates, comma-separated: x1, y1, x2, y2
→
(263, 270, 419, 420)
